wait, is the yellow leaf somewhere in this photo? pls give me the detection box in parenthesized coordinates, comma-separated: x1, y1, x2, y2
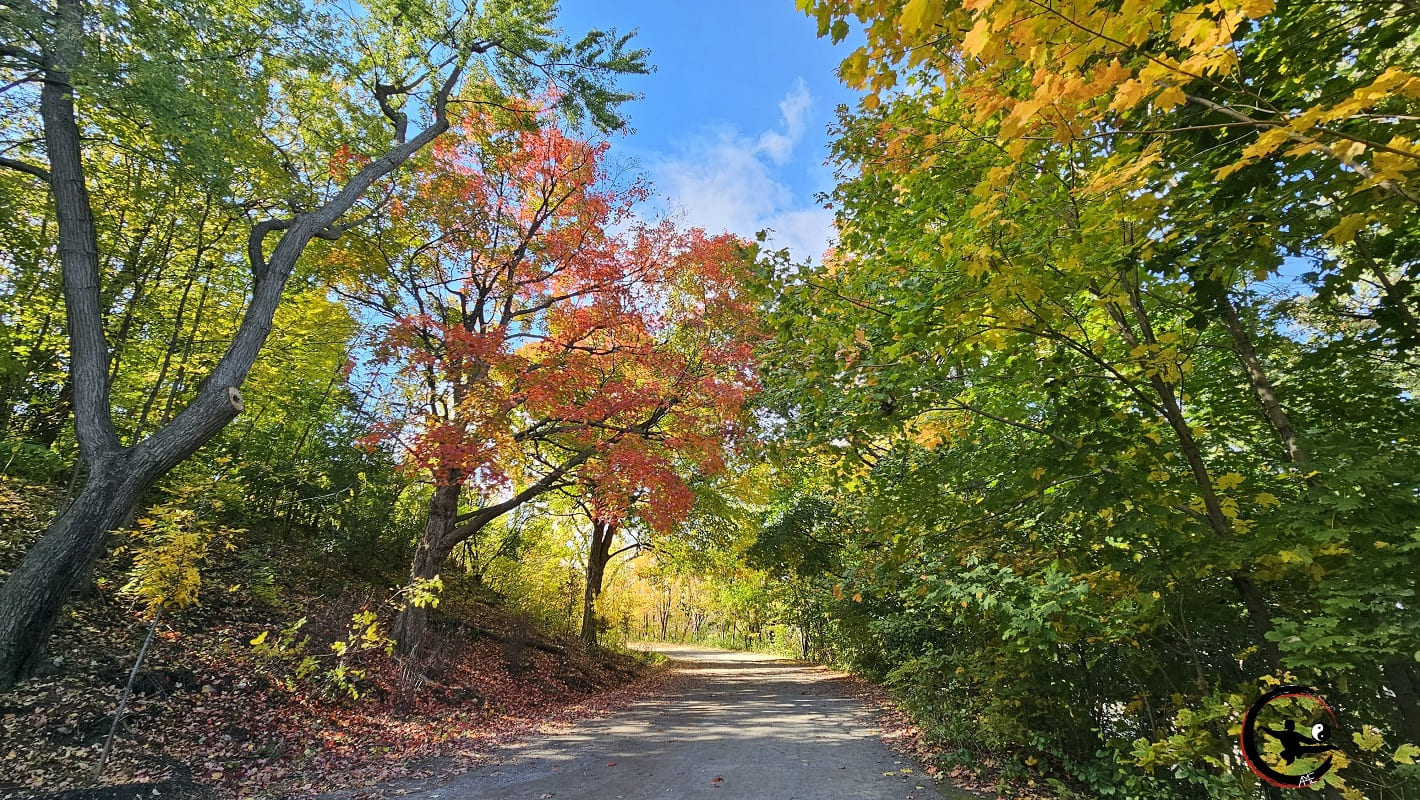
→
(1110, 80, 1148, 113)
(963, 19, 991, 57)
(1001, 99, 1044, 137)
(1221, 497, 1240, 520)
(1239, 0, 1275, 17)
(900, 0, 940, 37)
(1215, 472, 1245, 490)
(1328, 213, 1368, 245)
(1254, 492, 1281, 508)
(1093, 58, 1132, 93)
(1241, 127, 1291, 161)
(1154, 85, 1187, 110)
(986, 164, 1015, 186)
(1353, 725, 1385, 753)
(841, 50, 869, 88)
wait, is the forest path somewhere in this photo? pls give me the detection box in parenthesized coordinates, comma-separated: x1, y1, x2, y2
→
(389, 644, 968, 800)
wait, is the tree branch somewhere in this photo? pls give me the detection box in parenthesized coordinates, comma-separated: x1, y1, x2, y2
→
(246, 218, 291, 281)
(1184, 92, 1420, 203)
(0, 155, 49, 182)
(0, 43, 41, 65)
(373, 81, 409, 144)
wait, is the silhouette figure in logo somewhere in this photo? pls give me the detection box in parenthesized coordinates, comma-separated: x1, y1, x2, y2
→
(1261, 720, 1336, 765)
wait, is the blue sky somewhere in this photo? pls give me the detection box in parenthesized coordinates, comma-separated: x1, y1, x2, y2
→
(554, 0, 860, 264)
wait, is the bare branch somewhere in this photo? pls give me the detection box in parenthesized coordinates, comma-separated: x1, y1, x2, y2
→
(373, 81, 409, 144)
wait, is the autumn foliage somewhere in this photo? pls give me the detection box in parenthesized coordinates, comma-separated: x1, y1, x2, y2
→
(329, 103, 759, 653)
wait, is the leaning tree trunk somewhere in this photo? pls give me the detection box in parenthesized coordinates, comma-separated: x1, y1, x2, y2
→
(1216, 292, 1310, 467)
(580, 520, 615, 648)
(0, 454, 146, 682)
(390, 481, 462, 658)
(0, 0, 466, 690)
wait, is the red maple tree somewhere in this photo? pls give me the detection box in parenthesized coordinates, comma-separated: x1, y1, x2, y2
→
(329, 103, 760, 655)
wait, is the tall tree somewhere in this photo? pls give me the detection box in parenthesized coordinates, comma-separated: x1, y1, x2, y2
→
(0, 0, 647, 689)
(334, 109, 759, 655)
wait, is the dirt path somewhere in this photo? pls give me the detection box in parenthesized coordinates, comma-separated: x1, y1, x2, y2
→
(392, 644, 969, 800)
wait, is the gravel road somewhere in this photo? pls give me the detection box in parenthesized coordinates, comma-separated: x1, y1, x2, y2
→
(397, 644, 972, 800)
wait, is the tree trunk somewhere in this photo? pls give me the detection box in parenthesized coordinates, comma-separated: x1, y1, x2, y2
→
(1229, 572, 1282, 669)
(390, 481, 461, 657)
(580, 520, 615, 648)
(658, 588, 670, 640)
(1216, 292, 1309, 466)
(1382, 660, 1420, 744)
(389, 441, 605, 656)
(0, 457, 145, 683)
(1111, 277, 1283, 671)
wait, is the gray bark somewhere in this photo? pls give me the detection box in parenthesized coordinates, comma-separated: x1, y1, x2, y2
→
(1216, 292, 1309, 466)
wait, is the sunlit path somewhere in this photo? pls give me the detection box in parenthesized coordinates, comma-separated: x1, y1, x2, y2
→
(392, 645, 970, 800)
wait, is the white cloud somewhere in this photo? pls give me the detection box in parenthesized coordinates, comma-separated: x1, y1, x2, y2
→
(651, 79, 835, 265)
(761, 206, 835, 263)
(755, 78, 811, 165)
